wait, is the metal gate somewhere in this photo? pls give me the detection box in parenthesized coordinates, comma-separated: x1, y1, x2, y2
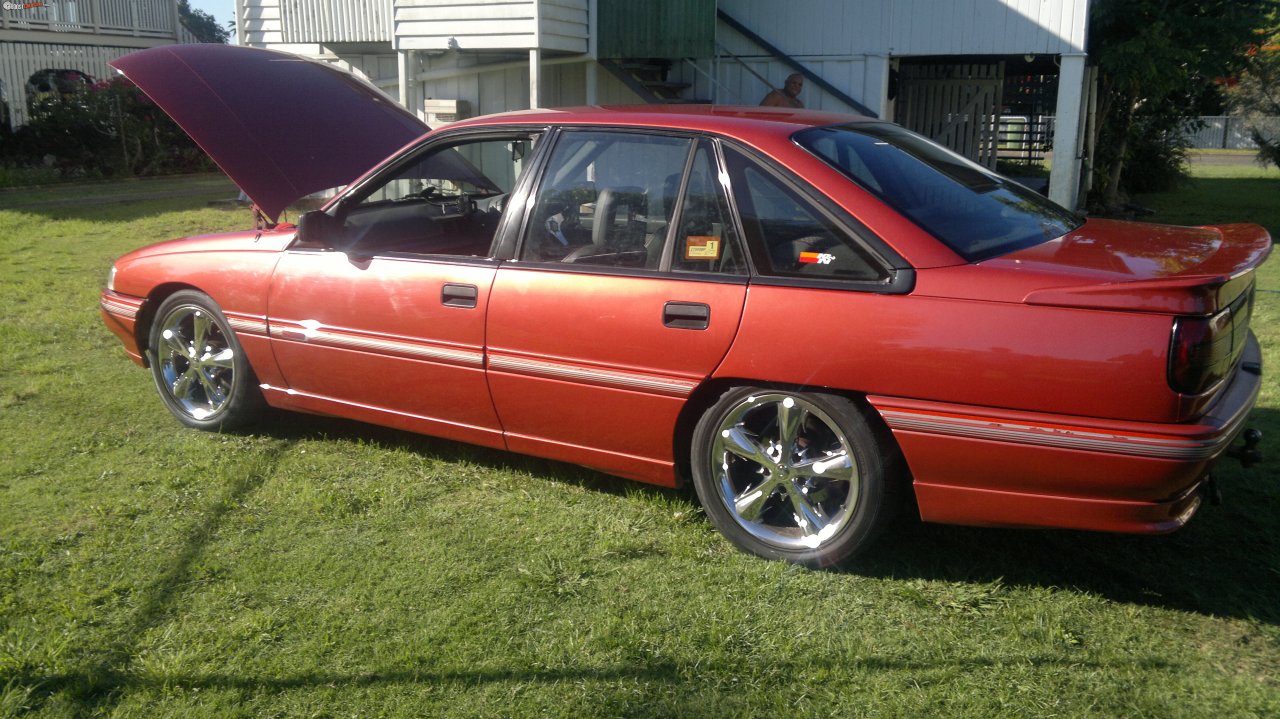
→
(895, 62, 1005, 169)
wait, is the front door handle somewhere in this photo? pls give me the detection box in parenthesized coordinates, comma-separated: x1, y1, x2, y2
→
(442, 283, 478, 309)
(663, 301, 710, 330)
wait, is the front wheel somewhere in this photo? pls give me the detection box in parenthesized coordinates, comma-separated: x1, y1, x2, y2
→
(690, 387, 900, 567)
(148, 290, 264, 431)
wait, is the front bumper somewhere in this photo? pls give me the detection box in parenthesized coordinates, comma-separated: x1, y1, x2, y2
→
(101, 290, 146, 366)
(870, 333, 1264, 534)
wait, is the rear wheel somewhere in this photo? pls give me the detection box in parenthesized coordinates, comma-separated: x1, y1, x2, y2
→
(148, 290, 263, 431)
(690, 387, 898, 567)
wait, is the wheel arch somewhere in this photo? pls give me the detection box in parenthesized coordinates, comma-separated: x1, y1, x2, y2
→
(134, 282, 206, 367)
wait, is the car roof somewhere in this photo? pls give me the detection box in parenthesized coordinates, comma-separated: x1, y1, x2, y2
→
(448, 104, 878, 142)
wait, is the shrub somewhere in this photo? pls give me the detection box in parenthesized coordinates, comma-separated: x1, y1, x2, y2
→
(0, 76, 212, 181)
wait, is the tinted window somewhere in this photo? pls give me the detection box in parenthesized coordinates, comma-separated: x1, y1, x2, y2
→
(795, 123, 1082, 261)
(670, 140, 746, 275)
(521, 131, 691, 268)
(723, 147, 888, 282)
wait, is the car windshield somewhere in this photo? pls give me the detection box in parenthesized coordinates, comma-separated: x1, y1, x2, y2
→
(794, 123, 1082, 261)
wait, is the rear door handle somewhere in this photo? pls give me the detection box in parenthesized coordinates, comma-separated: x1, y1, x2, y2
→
(442, 283, 478, 309)
(663, 301, 710, 330)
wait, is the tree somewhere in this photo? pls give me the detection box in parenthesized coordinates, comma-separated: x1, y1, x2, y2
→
(1087, 0, 1276, 209)
(178, 0, 231, 44)
(1227, 22, 1280, 167)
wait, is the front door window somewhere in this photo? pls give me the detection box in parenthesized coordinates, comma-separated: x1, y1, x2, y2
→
(335, 135, 535, 258)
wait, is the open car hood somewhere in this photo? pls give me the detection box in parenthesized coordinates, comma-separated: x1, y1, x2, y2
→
(110, 45, 428, 221)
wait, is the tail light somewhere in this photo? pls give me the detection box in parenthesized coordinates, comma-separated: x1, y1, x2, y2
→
(1168, 287, 1254, 395)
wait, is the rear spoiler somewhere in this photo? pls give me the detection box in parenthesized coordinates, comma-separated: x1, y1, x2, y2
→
(1024, 224, 1272, 315)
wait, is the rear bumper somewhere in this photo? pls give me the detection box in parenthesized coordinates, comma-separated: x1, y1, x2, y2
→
(870, 334, 1263, 534)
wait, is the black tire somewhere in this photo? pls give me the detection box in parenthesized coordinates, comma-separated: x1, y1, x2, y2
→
(148, 290, 264, 431)
(690, 387, 901, 567)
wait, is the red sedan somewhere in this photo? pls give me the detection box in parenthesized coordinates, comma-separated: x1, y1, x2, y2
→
(101, 46, 1268, 567)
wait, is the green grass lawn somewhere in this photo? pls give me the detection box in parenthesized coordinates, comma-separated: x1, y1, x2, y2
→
(1, 174, 1278, 718)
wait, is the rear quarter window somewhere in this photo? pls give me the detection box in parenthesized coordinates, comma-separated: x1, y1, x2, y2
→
(722, 146, 889, 282)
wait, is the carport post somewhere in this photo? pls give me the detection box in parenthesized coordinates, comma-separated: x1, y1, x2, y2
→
(530, 48, 542, 109)
(397, 50, 411, 109)
(1048, 52, 1088, 210)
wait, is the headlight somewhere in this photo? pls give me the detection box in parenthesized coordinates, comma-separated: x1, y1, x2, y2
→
(106, 265, 117, 292)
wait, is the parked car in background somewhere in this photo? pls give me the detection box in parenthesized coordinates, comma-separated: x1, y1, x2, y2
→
(24, 68, 93, 107)
(100, 46, 1268, 567)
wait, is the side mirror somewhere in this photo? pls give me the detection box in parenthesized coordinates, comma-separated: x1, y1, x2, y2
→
(296, 210, 342, 249)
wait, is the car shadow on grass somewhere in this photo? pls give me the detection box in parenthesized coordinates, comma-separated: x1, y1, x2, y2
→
(231, 404, 1280, 625)
(7, 438, 297, 716)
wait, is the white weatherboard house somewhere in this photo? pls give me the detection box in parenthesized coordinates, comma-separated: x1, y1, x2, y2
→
(0, 0, 198, 127)
(239, 0, 1093, 209)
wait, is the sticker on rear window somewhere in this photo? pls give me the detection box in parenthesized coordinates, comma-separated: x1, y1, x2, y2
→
(799, 251, 835, 265)
(685, 236, 722, 260)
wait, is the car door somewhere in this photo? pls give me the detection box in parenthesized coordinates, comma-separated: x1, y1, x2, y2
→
(268, 132, 541, 450)
(485, 132, 749, 485)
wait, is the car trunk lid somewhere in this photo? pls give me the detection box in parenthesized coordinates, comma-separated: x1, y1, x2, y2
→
(1008, 219, 1271, 315)
(110, 45, 429, 222)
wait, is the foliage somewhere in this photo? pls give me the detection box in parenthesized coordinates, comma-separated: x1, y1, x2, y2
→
(1086, 0, 1276, 209)
(1255, 129, 1280, 167)
(0, 175, 1278, 716)
(1108, 101, 1193, 194)
(177, 0, 230, 44)
(0, 77, 212, 180)
(1227, 21, 1280, 167)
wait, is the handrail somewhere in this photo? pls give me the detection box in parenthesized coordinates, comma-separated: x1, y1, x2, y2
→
(712, 41, 778, 97)
(682, 56, 746, 105)
(716, 8, 875, 117)
(0, 0, 178, 37)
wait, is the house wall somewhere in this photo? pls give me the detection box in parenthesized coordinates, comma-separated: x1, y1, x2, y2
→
(717, 0, 1087, 57)
(240, 0, 324, 55)
(411, 52, 610, 117)
(280, 0, 392, 43)
(392, 0, 587, 53)
(0, 41, 128, 126)
(0, 0, 181, 41)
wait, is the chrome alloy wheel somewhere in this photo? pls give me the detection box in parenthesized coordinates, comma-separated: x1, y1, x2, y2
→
(155, 304, 237, 421)
(709, 393, 859, 550)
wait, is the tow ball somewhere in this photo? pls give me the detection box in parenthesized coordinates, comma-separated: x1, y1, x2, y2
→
(1226, 428, 1263, 468)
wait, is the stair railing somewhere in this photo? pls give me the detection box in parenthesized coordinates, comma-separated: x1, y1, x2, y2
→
(716, 8, 876, 117)
(682, 55, 748, 105)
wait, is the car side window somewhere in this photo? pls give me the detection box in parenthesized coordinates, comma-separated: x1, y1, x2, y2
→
(520, 131, 691, 268)
(668, 140, 747, 275)
(722, 146, 888, 282)
(336, 135, 536, 257)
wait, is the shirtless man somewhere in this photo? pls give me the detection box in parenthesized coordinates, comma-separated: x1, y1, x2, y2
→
(760, 73, 804, 108)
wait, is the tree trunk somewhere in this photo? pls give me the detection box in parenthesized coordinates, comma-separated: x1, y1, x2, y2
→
(1099, 93, 1134, 210)
(1103, 131, 1127, 208)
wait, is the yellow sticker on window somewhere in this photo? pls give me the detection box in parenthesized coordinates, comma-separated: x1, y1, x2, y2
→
(684, 236, 721, 260)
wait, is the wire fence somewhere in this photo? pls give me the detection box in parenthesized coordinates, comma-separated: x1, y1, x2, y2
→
(1184, 116, 1280, 150)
